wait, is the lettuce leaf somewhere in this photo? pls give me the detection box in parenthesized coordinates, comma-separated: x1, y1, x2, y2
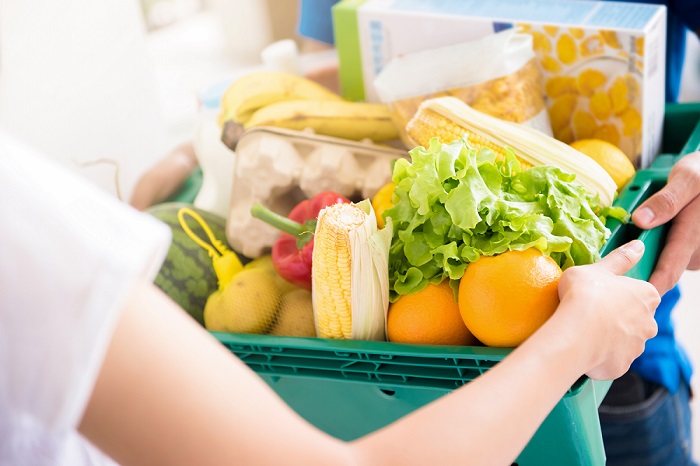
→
(385, 138, 628, 302)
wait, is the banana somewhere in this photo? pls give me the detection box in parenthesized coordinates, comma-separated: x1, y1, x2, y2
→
(218, 71, 342, 126)
(243, 100, 400, 142)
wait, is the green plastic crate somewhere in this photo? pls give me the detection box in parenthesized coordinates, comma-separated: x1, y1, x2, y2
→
(179, 102, 700, 465)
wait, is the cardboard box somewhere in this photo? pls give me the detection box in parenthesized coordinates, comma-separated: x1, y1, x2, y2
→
(333, 0, 667, 168)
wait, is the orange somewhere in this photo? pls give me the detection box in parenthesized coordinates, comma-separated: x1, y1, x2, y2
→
(458, 249, 561, 347)
(388, 281, 478, 346)
(570, 138, 636, 191)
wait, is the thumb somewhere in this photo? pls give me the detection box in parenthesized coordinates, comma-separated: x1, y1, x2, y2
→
(597, 240, 645, 276)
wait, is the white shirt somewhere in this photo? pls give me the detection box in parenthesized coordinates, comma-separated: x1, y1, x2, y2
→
(0, 132, 171, 465)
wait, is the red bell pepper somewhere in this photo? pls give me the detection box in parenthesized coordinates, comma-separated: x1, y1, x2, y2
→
(250, 191, 350, 289)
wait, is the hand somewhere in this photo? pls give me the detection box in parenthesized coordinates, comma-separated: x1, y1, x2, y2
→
(556, 240, 659, 380)
(129, 142, 198, 211)
(631, 152, 700, 295)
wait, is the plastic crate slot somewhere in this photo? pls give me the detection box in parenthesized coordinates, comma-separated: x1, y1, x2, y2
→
(341, 360, 382, 372)
(256, 365, 340, 379)
(234, 346, 362, 362)
(339, 368, 374, 381)
(455, 367, 483, 380)
(473, 358, 499, 369)
(223, 339, 597, 390)
(243, 360, 480, 389)
(252, 363, 479, 389)
(250, 354, 476, 381)
(374, 363, 471, 380)
(375, 373, 409, 384)
(337, 360, 376, 371)
(223, 343, 252, 353)
(230, 346, 503, 381)
(254, 351, 492, 371)
(236, 354, 347, 371)
(366, 354, 488, 368)
(375, 368, 475, 384)
(270, 348, 488, 368)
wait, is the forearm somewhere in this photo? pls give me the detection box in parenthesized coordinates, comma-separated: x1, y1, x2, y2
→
(353, 306, 585, 466)
(79, 277, 629, 465)
(79, 282, 349, 466)
(129, 143, 198, 211)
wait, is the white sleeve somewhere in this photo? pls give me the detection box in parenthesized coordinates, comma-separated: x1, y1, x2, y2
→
(0, 131, 171, 433)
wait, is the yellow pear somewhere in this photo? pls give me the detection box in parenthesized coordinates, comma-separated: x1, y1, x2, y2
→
(204, 267, 280, 334)
(268, 289, 316, 337)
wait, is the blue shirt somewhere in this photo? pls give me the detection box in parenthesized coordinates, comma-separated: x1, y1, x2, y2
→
(297, 0, 339, 44)
(631, 286, 693, 393)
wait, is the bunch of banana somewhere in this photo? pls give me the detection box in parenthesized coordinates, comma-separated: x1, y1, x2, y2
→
(218, 71, 399, 142)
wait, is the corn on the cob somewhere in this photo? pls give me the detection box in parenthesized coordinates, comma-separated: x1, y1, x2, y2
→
(405, 97, 617, 206)
(312, 200, 392, 341)
(312, 203, 362, 339)
(407, 107, 532, 169)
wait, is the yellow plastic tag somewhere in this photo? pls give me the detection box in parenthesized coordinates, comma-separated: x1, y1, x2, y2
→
(177, 207, 243, 290)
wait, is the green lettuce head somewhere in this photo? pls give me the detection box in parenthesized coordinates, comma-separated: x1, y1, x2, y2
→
(385, 138, 628, 302)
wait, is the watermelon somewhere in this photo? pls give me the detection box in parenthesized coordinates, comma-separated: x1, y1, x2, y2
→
(147, 203, 249, 326)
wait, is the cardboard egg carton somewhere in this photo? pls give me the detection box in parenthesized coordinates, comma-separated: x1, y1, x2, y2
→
(226, 127, 407, 258)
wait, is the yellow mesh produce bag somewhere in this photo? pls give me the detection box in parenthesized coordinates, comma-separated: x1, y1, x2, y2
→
(178, 208, 316, 337)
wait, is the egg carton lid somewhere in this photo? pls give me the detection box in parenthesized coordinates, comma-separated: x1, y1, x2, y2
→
(232, 126, 408, 159)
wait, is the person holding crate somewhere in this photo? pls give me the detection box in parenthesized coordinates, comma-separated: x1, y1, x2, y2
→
(0, 2, 694, 466)
(300, 1, 700, 463)
(0, 128, 661, 466)
(592, 2, 700, 465)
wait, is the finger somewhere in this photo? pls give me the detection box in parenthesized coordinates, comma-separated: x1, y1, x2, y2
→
(632, 160, 700, 229)
(689, 251, 700, 271)
(648, 225, 692, 295)
(648, 195, 700, 293)
(597, 240, 645, 275)
(636, 279, 662, 314)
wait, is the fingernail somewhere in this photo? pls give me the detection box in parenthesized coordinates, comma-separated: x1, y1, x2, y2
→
(634, 207, 655, 225)
(624, 240, 644, 255)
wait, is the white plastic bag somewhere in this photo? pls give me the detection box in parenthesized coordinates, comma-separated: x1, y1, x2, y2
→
(374, 29, 552, 147)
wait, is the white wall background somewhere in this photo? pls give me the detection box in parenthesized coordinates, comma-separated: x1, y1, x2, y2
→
(0, 0, 170, 200)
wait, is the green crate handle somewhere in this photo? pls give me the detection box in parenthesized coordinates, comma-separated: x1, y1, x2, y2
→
(662, 102, 700, 157)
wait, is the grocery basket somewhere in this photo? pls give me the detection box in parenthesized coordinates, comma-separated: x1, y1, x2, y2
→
(173, 102, 700, 465)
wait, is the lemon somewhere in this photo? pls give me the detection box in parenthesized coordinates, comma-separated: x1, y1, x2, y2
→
(570, 139, 636, 191)
(371, 182, 394, 229)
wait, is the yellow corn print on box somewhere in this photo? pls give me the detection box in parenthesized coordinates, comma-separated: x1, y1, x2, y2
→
(527, 22, 662, 167)
(334, 0, 667, 168)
